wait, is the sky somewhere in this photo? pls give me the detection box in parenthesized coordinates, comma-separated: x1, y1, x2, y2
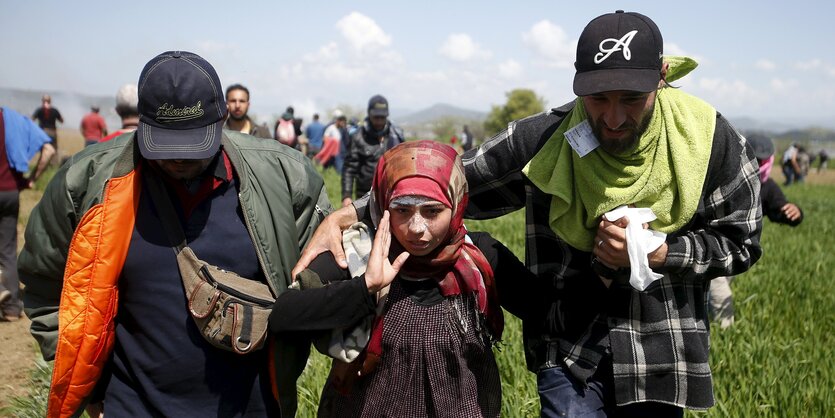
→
(2, 0, 834, 128)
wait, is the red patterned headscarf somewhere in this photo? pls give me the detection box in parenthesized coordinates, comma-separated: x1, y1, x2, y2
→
(370, 140, 503, 338)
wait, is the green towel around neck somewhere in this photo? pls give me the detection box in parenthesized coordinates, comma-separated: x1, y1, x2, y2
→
(523, 57, 715, 251)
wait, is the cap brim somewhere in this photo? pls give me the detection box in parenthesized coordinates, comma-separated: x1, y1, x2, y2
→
(573, 68, 661, 96)
(137, 119, 222, 160)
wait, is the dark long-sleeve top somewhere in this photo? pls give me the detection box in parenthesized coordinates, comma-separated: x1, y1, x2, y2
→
(761, 178, 803, 226)
(270, 231, 546, 334)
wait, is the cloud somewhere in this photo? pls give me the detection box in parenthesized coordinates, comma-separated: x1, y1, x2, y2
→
(439, 33, 492, 62)
(195, 40, 238, 54)
(769, 77, 798, 92)
(522, 20, 575, 68)
(336, 12, 392, 52)
(662, 42, 706, 65)
(695, 77, 766, 110)
(664, 42, 688, 57)
(755, 59, 776, 71)
(498, 59, 523, 78)
(795, 59, 822, 71)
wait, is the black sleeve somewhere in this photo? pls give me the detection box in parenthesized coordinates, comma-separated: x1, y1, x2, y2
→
(269, 252, 376, 333)
(341, 133, 361, 199)
(761, 178, 803, 226)
(469, 231, 551, 321)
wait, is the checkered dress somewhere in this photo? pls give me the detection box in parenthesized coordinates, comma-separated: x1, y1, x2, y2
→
(461, 102, 762, 409)
(319, 278, 501, 417)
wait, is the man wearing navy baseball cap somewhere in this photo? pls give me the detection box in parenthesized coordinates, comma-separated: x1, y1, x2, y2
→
(295, 10, 762, 417)
(20, 50, 332, 417)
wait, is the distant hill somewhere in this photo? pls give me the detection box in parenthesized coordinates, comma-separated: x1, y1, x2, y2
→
(730, 117, 801, 134)
(397, 103, 486, 125)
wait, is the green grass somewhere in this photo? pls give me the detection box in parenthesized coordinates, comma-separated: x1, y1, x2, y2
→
(686, 184, 835, 418)
(9, 167, 834, 417)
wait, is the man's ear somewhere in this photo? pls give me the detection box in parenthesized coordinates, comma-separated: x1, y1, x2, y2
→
(660, 62, 670, 84)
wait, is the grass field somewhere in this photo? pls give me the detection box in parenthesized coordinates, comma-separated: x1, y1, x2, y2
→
(6, 143, 834, 417)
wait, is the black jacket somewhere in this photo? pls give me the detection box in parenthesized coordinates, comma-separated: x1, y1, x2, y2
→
(341, 120, 403, 199)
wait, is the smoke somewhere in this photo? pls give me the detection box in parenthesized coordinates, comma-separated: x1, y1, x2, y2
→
(0, 87, 121, 130)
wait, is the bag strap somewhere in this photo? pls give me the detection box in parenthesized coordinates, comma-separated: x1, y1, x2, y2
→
(141, 164, 187, 253)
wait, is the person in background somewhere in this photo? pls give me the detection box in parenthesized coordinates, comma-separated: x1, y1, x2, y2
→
(19, 50, 330, 418)
(460, 125, 474, 152)
(31, 94, 63, 162)
(782, 142, 801, 185)
(341, 94, 404, 207)
(818, 149, 829, 173)
(0, 106, 55, 322)
(303, 113, 326, 157)
(796, 145, 810, 182)
(100, 84, 140, 142)
(80, 105, 108, 147)
(297, 10, 763, 416)
(274, 108, 298, 148)
(334, 115, 353, 173)
(313, 110, 346, 169)
(710, 133, 803, 329)
(223, 84, 272, 139)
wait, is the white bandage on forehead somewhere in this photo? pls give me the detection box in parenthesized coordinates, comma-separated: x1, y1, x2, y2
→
(389, 195, 434, 208)
(389, 195, 438, 234)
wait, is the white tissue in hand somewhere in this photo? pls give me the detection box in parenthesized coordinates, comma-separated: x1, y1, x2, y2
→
(604, 206, 666, 291)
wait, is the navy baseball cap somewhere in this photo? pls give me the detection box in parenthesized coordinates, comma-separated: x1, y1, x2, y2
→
(573, 11, 664, 96)
(136, 51, 226, 160)
(367, 94, 389, 117)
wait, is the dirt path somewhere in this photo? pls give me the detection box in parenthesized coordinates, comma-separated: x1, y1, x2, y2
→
(0, 129, 84, 409)
(0, 317, 37, 408)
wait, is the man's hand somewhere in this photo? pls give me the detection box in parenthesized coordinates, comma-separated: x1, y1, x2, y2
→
(781, 203, 802, 222)
(291, 204, 360, 278)
(342, 197, 353, 208)
(365, 211, 409, 293)
(593, 216, 630, 269)
(85, 402, 103, 418)
(593, 214, 669, 271)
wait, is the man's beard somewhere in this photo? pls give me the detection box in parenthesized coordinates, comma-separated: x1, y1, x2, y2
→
(591, 103, 654, 156)
(229, 112, 247, 122)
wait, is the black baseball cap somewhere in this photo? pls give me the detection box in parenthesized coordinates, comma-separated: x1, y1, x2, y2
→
(136, 51, 226, 160)
(746, 133, 775, 160)
(368, 94, 389, 117)
(573, 10, 664, 96)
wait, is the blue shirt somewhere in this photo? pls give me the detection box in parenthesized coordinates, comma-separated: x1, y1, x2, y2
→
(304, 120, 325, 149)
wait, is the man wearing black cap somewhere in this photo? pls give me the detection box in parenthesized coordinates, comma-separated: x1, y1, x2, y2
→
(297, 10, 763, 417)
(341, 94, 404, 207)
(19, 51, 331, 418)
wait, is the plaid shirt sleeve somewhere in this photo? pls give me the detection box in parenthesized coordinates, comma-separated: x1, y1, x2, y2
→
(463, 107, 569, 220)
(663, 115, 763, 280)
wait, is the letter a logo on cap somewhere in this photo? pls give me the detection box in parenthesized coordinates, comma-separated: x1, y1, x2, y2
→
(594, 30, 638, 64)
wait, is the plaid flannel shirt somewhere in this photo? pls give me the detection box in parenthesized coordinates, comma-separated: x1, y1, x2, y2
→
(462, 101, 762, 409)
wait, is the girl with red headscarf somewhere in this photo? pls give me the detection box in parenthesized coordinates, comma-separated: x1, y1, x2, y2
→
(271, 141, 541, 417)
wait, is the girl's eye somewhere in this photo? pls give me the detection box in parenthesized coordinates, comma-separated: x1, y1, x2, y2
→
(423, 207, 444, 217)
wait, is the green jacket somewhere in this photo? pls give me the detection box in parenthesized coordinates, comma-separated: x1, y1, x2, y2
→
(19, 130, 331, 417)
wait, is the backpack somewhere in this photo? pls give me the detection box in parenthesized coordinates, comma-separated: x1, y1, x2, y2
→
(275, 118, 297, 147)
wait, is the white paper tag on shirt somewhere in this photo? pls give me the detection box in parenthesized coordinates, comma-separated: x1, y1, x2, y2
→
(565, 120, 599, 157)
